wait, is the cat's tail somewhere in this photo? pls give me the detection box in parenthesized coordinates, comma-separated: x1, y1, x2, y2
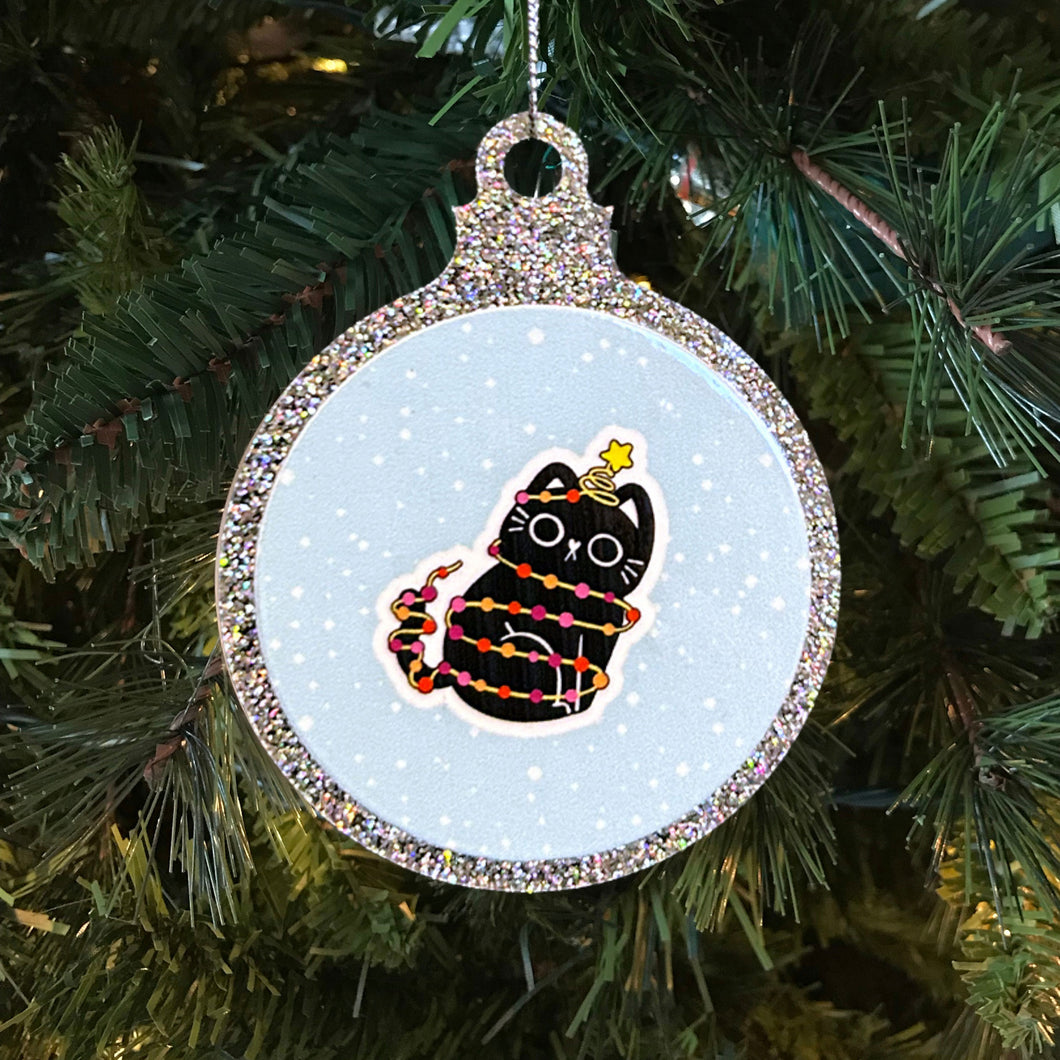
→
(386, 560, 463, 695)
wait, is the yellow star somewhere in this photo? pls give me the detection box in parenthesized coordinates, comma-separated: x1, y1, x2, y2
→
(600, 439, 634, 474)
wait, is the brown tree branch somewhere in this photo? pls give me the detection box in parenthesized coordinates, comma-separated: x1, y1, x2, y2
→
(142, 648, 225, 786)
(791, 149, 1012, 356)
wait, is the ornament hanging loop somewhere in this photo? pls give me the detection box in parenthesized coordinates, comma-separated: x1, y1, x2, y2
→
(473, 112, 591, 203)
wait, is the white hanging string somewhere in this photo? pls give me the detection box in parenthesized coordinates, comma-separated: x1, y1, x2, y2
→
(527, 0, 540, 137)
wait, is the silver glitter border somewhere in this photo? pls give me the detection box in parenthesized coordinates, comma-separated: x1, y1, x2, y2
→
(216, 113, 841, 892)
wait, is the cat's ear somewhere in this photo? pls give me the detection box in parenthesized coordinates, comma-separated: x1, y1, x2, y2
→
(616, 483, 654, 553)
(526, 462, 578, 494)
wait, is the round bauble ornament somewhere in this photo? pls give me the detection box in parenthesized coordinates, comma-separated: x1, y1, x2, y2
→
(216, 113, 840, 891)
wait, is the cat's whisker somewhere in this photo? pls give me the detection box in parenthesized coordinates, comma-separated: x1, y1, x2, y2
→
(620, 570, 632, 585)
(627, 558, 645, 567)
(515, 506, 530, 519)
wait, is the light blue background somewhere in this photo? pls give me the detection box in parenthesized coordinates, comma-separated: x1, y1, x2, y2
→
(256, 306, 811, 860)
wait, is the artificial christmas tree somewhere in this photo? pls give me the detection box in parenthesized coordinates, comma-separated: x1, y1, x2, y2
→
(2, 1, 1060, 1057)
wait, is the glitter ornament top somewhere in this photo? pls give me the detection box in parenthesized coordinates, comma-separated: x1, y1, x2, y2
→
(216, 112, 841, 892)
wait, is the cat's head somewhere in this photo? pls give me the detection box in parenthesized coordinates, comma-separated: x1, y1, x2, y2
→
(499, 461, 655, 593)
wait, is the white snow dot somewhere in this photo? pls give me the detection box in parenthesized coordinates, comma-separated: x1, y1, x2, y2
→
(523, 423, 537, 435)
(372, 454, 385, 466)
(674, 552, 685, 563)
(390, 701, 401, 713)
(453, 480, 465, 492)
(485, 377, 496, 389)
(718, 543, 732, 554)
(279, 467, 296, 486)
(405, 369, 417, 379)
(758, 453, 774, 467)
(292, 653, 306, 665)
(399, 428, 411, 441)
(324, 619, 335, 631)
(335, 508, 346, 518)
(744, 575, 759, 589)
(599, 338, 611, 349)
(268, 638, 282, 650)
(595, 818, 606, 830)
(712, 722, 725, 734)
(730, 605, 741, 616)
(527, 766, 543, 782)
(676, 762, 690, 777)
(617, 723, 628, 735)
(395, 759, 407, 770)
(358, 540, 370, 551)
(297, 715, 314, 731)
(290, 586, 304, 600)
(581, 352, 594, 363)
(481, 458, 493, 470)
(527, 328, 545, 345)
(700, 479, 713, 491)
(771, 596, 786, 611)
(399, 406, 411, 417)
(626, 692, 640, 706)
(299, 535, 311, 548)
(439, 815, 451, 826)
(796, 556, 810, 571)
(461, 322, 472, 333)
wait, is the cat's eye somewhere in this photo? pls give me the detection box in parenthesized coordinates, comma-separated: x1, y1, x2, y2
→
(529, 513, 565, 547)
(588, 533, 624, 567)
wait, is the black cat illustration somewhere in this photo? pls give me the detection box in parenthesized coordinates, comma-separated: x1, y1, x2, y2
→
(386, 439, 656, 724)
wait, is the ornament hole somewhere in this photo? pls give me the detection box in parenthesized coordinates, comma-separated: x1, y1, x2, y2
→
(503, 138, 563, 197)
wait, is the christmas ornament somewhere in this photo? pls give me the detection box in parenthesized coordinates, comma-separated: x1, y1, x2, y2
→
(216, 109, 840, 891)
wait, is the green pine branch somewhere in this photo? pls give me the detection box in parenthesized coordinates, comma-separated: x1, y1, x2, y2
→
(598, 20, 1060, 465)
(902, 694, 1060, 922)
(672, 720, 839, 932)
(55, 122, 174, 316)
(3, 815, 423, 1060)
(740, 984, 939, 1060)
(786, 321, 1060, 635)
(936, 843, 1060, 1058)
(1, 107, 486, 575)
